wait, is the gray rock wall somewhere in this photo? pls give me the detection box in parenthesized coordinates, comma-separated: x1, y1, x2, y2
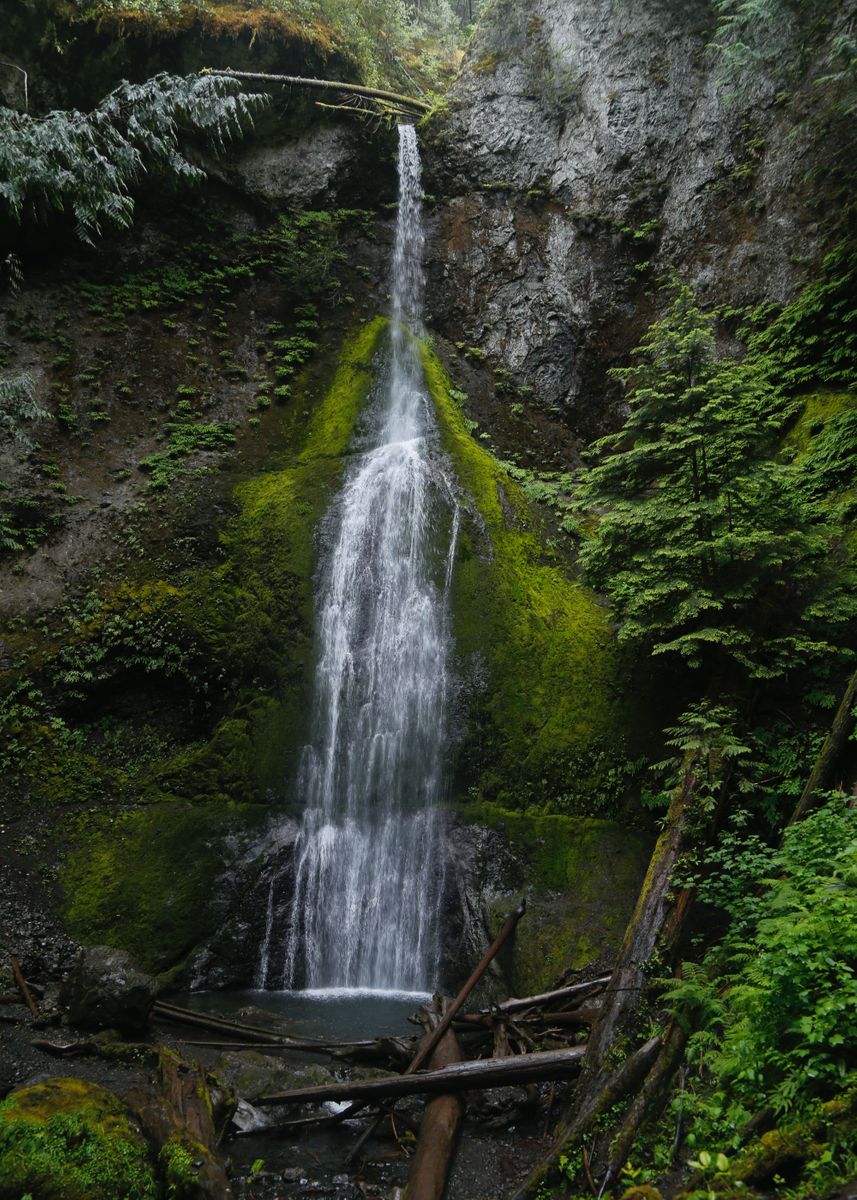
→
(425, 0, 838, 438)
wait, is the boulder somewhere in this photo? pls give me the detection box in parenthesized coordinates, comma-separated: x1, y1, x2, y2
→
(0, 1077, 157, 1200)
(60, 945, 158, 1033)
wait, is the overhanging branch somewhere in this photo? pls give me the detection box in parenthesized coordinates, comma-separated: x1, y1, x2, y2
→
(200, 68, 431, 115)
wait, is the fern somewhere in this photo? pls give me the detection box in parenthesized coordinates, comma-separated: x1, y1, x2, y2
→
(0, 372, 48, 449)
(0, 74, 268, 242)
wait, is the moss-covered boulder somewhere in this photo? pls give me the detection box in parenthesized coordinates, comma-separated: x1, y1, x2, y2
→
(0, 1077, 158, 1200)
(463, 803, 652, 994)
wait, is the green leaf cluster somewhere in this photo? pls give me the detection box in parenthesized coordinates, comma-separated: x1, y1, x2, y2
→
(665, 799, 857, 1144)
(0, 73, 266, 242)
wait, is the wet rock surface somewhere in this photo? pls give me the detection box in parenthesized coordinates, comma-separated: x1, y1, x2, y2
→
(426, 0, 840, 437)
(59, 945, 160, 1033)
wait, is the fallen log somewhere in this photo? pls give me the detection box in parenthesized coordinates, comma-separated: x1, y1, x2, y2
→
(31, 1038, 96, 1058)
(406, 1002, 464, 1200)
(489, 977, 610, 1016)
(152, 1001, 324, 1049)
(454, 1008, 598, 1031)
(255, 1045, 585, 1107)
(200, 68, 431, 113)
(125, 1048, 235, 1200)
(11, 956, 39, 1018)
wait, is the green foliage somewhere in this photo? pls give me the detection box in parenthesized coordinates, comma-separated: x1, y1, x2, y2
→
(711, 0, 847, 99)
(139, 420, 235, 489)
(0, 73, 266, 241)
(576, 282, 852, 681)
(0, 1078, 158, 1200)
(665, 799, 857, 1145)
(747, 242, 857, 394)
(0, 373, 48, 449)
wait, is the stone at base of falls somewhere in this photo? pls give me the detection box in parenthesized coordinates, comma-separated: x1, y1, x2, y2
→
(0, 1077, 158, 1200)
(59, 945, 159, 1034)
(210, 1049, 335, 1104)
(448, 807, 653, 996)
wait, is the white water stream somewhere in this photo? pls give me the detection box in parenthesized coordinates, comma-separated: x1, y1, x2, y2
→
(257, 126, 458, 992)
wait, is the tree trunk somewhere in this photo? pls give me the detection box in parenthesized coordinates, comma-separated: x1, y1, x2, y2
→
(789, 666, 857, 824)
(200, 69, 431, 113)
(405, 1006, 464, 1200)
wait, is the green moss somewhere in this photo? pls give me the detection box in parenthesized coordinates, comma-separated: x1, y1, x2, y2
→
(468, 802, 652, 992)
(62, 798, 269, 974)
(59, 319, 388, 971)
(781, 390, 857, 458)
(421, 342, 617, 801)
(0, 1078, 157, 1200)
(159, 1132, 211, 1198)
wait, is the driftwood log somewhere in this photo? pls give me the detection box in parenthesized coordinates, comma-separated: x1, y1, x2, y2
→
(255, 1046, 585, 1108)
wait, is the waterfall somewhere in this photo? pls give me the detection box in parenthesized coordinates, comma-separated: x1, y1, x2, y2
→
(257, 125, 458, 993)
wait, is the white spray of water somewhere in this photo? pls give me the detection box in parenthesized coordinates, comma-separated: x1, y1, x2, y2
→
(257, 125, 459, 991)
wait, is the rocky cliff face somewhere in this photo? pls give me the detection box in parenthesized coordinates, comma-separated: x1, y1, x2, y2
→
(425, 0, 839, 439)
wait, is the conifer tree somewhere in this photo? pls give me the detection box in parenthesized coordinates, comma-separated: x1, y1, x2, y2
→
(577, 284, 847, 680)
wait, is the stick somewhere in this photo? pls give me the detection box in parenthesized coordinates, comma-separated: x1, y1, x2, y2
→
(11, 956, 38, 1018)
(254, 1045, 585, 1107)
(200, 68, 431, 112)
(408, 899, 526, 1077)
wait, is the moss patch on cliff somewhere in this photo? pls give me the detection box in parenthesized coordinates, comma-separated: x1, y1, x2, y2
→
(467, 802, 651, 993)
(421, 341, 618, 804)
(0, 1077, 157, 1200)
(58, 318, 386, 971)
(63, 799, 268, 974)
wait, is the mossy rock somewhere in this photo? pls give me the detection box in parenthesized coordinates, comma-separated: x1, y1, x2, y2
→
(421, 341, 619, 802)
(0, 1077, 158, 1200)
(62, 798, 270, 974)
(468, 803, 652, 994)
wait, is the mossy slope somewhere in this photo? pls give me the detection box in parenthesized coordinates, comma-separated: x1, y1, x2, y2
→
(421, 341, 618, 804)
(60, 319, 386, 974)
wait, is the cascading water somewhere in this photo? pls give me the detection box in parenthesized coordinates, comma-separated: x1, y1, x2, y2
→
(256, 125, 459, 993)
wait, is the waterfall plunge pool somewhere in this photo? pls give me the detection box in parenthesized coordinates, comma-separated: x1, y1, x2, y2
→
(176, 986, 431, 1042)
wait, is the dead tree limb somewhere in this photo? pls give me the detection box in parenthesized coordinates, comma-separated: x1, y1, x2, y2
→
(789, 666, 857, 824)
(11, 956, 39, 1018)
(255, 1046, 585, 1107)
(200, 68, 431, 113)
(579, 754, 701, 1095)
(518, 755, 704, 1198)
(599, 1022, 690, 1190)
